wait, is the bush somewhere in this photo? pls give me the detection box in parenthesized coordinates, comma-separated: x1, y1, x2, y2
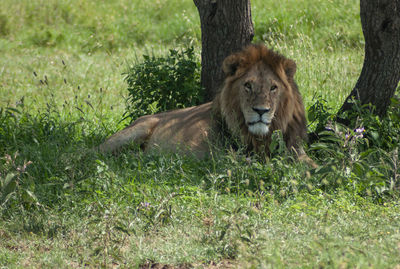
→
(307, 96, 400, 198)
(123, 47, 203, 122)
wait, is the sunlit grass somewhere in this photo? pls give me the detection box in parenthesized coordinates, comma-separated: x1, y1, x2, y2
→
(1, 0, 363, 112)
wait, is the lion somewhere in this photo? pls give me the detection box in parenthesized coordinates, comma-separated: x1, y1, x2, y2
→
(100, 44, 316, 166)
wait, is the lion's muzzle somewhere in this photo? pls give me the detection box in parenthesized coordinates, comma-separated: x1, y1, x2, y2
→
(246, 107, 273, 136)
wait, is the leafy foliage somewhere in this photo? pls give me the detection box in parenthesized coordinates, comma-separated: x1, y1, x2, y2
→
(307, 96, 400, 198)
(124, 47, 203, 121)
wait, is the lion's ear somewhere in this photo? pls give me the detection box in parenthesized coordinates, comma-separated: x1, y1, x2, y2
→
(222, 54, 241, 76)
(283, 59, 297, 79)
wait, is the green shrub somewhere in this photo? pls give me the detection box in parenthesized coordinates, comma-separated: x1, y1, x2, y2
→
(307, 96, 400, 198)
(123, 47, 203, 122)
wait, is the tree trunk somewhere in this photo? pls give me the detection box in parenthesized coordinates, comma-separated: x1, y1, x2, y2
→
(194, 0, 254, 101)
(339, 0, 400, 118)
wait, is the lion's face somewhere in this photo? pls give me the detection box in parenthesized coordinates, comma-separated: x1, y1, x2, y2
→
(234, 62, 283, 136)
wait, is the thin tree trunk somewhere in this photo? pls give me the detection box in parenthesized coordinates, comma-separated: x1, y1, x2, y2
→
(339, 0, 400, 118)
(194, 0, 254, 101)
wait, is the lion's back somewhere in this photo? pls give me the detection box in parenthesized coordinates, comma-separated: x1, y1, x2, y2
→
(146, 102, 214, 156)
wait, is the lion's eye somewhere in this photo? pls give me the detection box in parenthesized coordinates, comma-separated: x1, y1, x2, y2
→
(244, 82, 252, 92)
(270, 85, 277, 91)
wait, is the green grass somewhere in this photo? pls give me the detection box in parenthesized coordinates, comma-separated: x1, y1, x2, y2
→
(2, 190, 400, 267)
(1, 0, 400, 267)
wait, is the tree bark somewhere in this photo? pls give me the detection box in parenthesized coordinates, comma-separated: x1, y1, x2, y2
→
(339, 0, 400, 118)
(194, 0, 254, 101)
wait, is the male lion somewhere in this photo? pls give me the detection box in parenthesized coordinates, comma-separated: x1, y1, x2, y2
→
(100, 44, 315, 166)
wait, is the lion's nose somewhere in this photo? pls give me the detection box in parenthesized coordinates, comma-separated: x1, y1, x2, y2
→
(252, 107, 270, 116)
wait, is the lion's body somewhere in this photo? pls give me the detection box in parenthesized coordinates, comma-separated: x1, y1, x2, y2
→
(100, 102, 214, 157)
(100, 44, 313, 163)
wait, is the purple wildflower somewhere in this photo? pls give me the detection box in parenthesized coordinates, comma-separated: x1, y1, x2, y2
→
(355, 127, 365, 134)
(354, 127, 365, 139)
(141, 202, 150, 209)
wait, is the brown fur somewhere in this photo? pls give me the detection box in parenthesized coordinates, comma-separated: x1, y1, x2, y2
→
(100, 44, 314, 165)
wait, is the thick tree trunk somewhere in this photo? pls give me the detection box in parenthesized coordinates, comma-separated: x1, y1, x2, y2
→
(194, 0, 254, 101)
(339, 0, 400, 117)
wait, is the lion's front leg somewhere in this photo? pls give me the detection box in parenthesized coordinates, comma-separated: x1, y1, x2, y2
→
(294, 146, 318, 169)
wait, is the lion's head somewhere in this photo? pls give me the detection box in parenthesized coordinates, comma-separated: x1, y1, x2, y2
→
(214, 44, 307, 153)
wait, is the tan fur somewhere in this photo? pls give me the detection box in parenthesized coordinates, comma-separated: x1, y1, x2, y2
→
(100, 103, 213, 158)
(100, 44, 315, 166)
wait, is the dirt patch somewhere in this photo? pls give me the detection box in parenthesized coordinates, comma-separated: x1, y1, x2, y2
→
(139, 259, 236, 269)
(139, 261, 192, 269)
